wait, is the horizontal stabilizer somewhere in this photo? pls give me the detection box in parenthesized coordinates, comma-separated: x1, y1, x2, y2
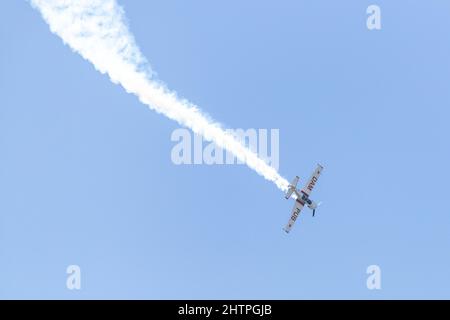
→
(284, 176, 299, 199)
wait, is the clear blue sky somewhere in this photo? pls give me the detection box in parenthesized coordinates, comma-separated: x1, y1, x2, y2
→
(1, 0, 450, 299)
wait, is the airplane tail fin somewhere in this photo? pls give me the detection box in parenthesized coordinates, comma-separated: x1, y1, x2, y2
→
(285, 176, 299, 199)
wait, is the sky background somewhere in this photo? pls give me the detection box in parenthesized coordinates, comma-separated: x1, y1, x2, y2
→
(1, 0, 450, 299)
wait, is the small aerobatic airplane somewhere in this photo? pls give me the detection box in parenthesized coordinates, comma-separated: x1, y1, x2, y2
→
(283, 164, 324, 233)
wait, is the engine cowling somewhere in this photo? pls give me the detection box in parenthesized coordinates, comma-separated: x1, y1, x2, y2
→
(308, 201, 317, 210)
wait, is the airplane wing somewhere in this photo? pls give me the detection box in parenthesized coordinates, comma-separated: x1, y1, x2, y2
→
(301, 164, 324, 197)
(283, 200, 305, 233)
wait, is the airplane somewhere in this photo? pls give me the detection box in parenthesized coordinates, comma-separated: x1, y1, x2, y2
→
(283, 164, 323, 233)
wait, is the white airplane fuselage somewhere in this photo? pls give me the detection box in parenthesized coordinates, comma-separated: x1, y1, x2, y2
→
(283, 165, 323, 233)
(292, 189, 317, 211)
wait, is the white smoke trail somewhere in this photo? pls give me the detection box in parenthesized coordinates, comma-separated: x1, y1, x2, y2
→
(30, 0, 291, 192)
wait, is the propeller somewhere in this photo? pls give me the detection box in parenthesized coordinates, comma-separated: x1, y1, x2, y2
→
(312, 201, 322, 217)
